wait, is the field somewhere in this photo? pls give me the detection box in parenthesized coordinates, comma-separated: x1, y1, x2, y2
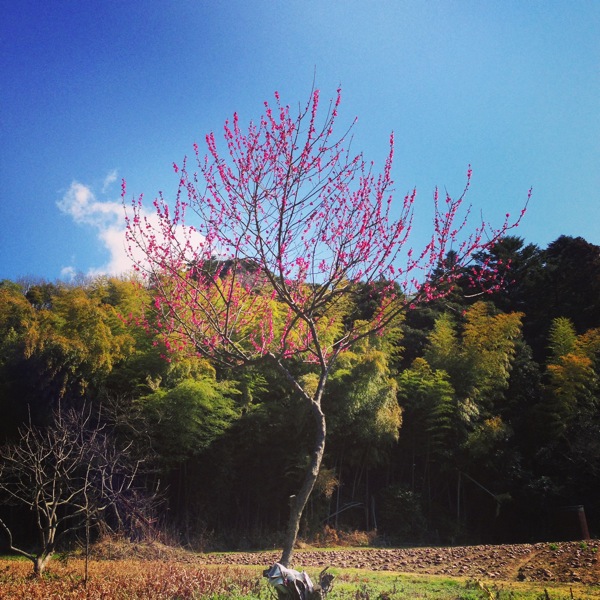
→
(1, 538, 599, 599)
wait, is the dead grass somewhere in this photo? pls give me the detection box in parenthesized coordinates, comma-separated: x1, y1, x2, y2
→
(87, 533, 194, 562)
(0, 557, 262, 599)
(310, 525, 378, 548)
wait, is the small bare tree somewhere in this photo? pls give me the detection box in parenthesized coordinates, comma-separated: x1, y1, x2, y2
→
(0, 407, 149, 577)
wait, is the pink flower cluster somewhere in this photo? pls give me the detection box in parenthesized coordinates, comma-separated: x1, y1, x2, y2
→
(123, 88, 528, 369)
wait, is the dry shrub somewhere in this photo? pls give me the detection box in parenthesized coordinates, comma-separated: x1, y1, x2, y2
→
(0, 558, 261, 599)
(312, 525, 377, 547)
(87, 533, 193, 562)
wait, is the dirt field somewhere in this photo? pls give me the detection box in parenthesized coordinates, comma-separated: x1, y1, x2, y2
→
(197, 540, 600, 586)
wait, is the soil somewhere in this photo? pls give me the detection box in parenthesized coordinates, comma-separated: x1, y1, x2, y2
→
(196, 540, 600, 586)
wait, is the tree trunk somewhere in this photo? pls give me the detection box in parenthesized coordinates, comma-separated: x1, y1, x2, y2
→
(280, 401, 326, 567)
(33, 553, 52, 577)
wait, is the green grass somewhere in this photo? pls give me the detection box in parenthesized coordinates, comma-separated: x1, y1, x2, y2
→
(264, 568, 598, 600)
(222, 565, 600, 599)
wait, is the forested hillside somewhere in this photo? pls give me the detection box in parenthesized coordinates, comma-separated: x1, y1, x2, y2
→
(1, 234, 599, 551)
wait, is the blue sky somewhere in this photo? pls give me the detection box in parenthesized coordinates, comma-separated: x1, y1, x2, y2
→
(1, 1, 599, 281)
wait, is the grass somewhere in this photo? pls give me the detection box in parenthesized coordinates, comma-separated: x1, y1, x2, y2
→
(321, 568, 600, 599)
(0, 555, 599, 599)
(0, 557, 263, 599)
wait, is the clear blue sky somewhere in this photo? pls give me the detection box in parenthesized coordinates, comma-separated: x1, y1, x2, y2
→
(2, 1, 599, 281)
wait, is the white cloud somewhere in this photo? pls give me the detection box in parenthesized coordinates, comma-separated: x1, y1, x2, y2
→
(57, 181, 122, 228)
(102, 169, 118, 194)
(60, 265, 77, 281)
(58, 173, 205, 278)
(57, 179, 131, 277)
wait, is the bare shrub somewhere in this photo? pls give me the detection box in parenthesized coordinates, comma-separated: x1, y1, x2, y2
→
(312, 525, 377, 547)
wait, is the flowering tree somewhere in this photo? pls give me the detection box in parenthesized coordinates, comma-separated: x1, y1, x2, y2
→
(124, 88, 526, 566)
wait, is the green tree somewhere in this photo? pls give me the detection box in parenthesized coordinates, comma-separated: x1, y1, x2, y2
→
(6, 283, 135, 413)
(471, 236, 544, 315)
(542, 236, 600, 333)
(547, 317, 578, 363)
(424, 302, 523, 425)
(326, 338, 402, 460)
(538, 317, 598, 441)
(424, 313, 459, 376)
(527, 319, 600, 518)
(460, 302, 524, 407)
(395, 356, 455, 531)
(396, 357, 455, 466)
(418, 303, 524, 535)
(322, 336, 402, 529)
(137, 376, 239, 466)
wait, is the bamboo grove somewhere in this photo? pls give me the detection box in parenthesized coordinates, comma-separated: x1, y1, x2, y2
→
(1, 233, 599, 554)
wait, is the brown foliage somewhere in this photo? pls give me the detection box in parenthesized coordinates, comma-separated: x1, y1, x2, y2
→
(311, 525, 378, 548)
(0, 557, 260, 599)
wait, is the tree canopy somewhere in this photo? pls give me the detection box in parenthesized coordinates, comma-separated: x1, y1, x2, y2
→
(1, 233, 600, 551)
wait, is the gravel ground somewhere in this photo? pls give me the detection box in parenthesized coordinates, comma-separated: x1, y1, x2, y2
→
(197, 540, 600, 585)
